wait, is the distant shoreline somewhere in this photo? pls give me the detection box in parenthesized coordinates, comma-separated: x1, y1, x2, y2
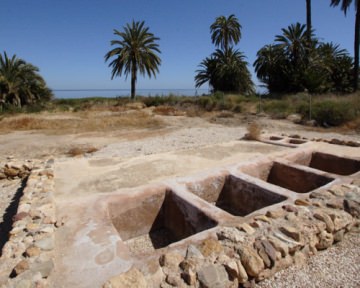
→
(53, 89, 209, 99)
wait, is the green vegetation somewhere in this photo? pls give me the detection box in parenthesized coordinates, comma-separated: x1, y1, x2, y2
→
(105, 20, 161, 99)
(254, 23, 353, 94)
(0, 52, 53, 110)
(331, 0, 360, 91)
(195, 15, 254, 94)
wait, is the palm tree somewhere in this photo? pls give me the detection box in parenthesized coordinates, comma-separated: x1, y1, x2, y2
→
(331, 0, 360, 91)
(105, 20, 161, 99)
(195, 48, 254, 93)
(0, 52, 52, 108)
(210, 14, 241, 52)
(306, 0, 312, 45)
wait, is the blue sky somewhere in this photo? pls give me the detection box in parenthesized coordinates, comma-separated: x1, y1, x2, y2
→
(1, 0, 356, 92)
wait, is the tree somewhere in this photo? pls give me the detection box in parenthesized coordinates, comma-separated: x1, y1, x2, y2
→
(0, 52, 52, 108)
(254, 23, 353, 93)
(195, 15, 254, 94)
(331, 0, 360, 91)
(306, 0, 312, 45)
(195, 48, 254, 93)
(105, 20, 161, 99)
(210, 14, 241, 52)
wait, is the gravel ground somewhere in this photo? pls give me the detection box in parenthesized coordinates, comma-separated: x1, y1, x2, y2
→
(256, 232, 360, 288)
(93, 126, 247, 159)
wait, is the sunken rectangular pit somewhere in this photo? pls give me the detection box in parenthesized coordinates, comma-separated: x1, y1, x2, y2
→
(242, 161, 334, 193)
(108, 189, 217, 255)
(187, 174, 287, 217)
(304, 152, 360, 176)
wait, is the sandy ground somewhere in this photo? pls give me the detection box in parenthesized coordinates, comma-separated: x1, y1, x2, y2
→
(0, 111, 359, 287)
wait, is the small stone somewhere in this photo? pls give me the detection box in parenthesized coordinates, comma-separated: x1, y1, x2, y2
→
(333, 229, 345, 243)
(4, 167, 19, 177)
(181, 268, 196, 286)
(34, 236, 54, 251)
(200, 238, 224, 257)
(328, 210, 353, 231)
(13, 260, 30, 276)
(223, 259, 239, 281)
(254, 215, 271, 224)
(273, 232, 302, 254)
(13, 212, 29, 222)
(26, 223, 40, 233)
(267, 236, 289, 257)
(254, 240, 271, 268)
(237, 223, 255, 235)
(316, 231, 334, 250)
(186, 244, 203, 259)
(236, 260, 248, 283)
(266, 209, 285, 219)
(313, 211, 334, 233)
(159, 252, 183, 269)
(197, 264, 230, 288)
(30, 260, 54, 278)
(238, 246, 265, 277)
(166, 273, 184, 286)
(279, 226, 302, 242)
(217, 227, 244, 243)
(103, 268, 147, 288)
(344, 199, 360, 218)
(282, 205, 298, 213)
(295, 199, 311, 206)
(25, 246, 41, 257)
(261, 240, 277, 266)
(293, 251, 307, 267)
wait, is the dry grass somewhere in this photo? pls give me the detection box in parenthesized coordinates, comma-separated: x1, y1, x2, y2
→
(0, 110, 165, 135)
(153, 105, 185, 116)
(66, 146, 99, 157)
(243, 122, 262, 140)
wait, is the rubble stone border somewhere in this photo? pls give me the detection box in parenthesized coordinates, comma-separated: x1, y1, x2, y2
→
(0, 159, 57, 288)
(104, 182, 360, 288)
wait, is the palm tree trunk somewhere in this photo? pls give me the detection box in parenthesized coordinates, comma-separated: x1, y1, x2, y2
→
(131, 64, 137, 100)
(306, 0, 312, 44)
(354, 2, 360, 91)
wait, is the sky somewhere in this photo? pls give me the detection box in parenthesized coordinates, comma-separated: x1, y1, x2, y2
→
(1, 0, 356, 93)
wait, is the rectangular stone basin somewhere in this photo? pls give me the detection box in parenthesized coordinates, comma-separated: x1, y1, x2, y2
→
(108, 189, 217, 255)
(187, 174, 287, 217)
(242, 161, 334, 193)
(304, 152, 360, 176)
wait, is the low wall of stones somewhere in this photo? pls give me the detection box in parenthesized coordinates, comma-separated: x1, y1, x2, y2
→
(0, 159, 57, 288)
(104, 182, 360, 288)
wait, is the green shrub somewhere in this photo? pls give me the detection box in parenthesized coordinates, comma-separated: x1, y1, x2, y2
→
(299, 100, 355, 126)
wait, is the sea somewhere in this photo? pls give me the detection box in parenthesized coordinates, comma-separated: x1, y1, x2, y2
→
(53, 89, 209, 99)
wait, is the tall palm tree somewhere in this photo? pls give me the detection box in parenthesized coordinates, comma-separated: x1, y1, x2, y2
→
(210, 14, 241, 52)
(105, 20, 161, 99)
(306, 0, 312, 45)
(331, 0, 360, 91)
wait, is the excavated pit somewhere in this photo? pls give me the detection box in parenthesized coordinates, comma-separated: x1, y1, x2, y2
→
(187, 174, 287, 216)
(241, 161, 334, 193)
(108, 189, 217, 255)
(300, 152, 360, 176)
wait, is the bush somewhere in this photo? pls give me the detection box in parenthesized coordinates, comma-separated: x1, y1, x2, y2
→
(298, 100, 356, 126)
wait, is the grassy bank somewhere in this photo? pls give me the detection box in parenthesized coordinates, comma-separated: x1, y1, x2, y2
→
(1, 92, 359, 131)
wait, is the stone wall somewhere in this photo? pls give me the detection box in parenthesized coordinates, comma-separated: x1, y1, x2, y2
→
(0, 159, 57, 288)
(103, 182, 360, 288)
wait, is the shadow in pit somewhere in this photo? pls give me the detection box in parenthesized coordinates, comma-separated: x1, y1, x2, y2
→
(148, 191, 217, 249)
(0, 177, 27, 257)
